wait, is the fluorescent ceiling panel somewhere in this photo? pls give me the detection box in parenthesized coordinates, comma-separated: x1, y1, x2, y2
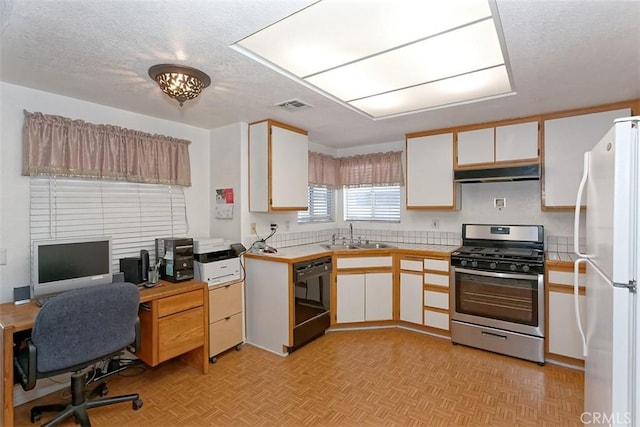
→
(349, 66, 513, 117)
(233, 0, 512, 119)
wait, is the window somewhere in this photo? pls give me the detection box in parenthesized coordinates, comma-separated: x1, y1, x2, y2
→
(30, 176, 188, 271)
(344, 185, 400, 222)
(297, 185, 335, 223)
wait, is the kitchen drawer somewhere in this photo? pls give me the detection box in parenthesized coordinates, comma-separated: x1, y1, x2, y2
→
(400, 259, 423, 272)
(424, 309, 449, 330)
(424, 259, 449, 272)
(158, 306, 205, 362)
(424, 272, 449, 287)
(209, 281, 242, 322)
(210, 312, 243, 357)
(548, 270, 586, 286)
(157, 290, 204, 317)
(337, 256, 393, 269)
(424, 290, 449, 310)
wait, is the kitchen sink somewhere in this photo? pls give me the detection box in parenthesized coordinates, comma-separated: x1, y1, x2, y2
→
(321, 244, 361, 250)
(320, 242, 396, 250)
(356, 242, 396, 249)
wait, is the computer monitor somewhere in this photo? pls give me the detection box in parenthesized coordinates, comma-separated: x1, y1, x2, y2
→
(32, 236, 113, 297)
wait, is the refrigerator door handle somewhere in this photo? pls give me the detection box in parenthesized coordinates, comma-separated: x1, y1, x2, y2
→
(574, 258, 589, 357)
(574, 152, 591, 258)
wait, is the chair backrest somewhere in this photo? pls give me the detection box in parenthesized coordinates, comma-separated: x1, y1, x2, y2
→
(31, 282, 140, 375)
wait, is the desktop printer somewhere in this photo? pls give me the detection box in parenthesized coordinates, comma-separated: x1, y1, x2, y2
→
(155, 237, 194, 282)
(193, 238, 244, 287)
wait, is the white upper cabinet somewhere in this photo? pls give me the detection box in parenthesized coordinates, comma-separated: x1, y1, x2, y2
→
(249, 120, 309, 212)
(455, 121, 540, 168)
(405, 132, 460, 210)
(456, 128, 494, 166)
(495, 121, 539, 162)
(542, 108, 631, 210)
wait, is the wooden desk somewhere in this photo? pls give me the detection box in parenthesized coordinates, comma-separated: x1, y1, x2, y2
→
(0, 280, 209, 427)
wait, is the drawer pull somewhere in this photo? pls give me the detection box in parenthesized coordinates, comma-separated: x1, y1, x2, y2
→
(482, 331, 507, 340)
(224, 284, 231, 288)
(225, 316, 231, 321)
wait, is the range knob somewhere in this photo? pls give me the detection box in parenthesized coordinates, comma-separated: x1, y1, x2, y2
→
(522, 265, 530, 273)
(460, 259, 467, 266)
(489, 262, 497, 269)
(471, 261, 478, 268)
(510, 264, 517, 271)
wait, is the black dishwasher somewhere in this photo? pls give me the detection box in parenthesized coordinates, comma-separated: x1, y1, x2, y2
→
(290, 256, 332, 352)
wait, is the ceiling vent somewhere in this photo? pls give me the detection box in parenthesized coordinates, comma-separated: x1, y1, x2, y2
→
(275, 99, 312, 112)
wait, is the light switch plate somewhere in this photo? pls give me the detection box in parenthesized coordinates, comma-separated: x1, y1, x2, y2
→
(494, 197, 506, 209)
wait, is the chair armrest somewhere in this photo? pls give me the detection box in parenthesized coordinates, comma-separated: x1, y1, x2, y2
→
(14, 339, 37, 391)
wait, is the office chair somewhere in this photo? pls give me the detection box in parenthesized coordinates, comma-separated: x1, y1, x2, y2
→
(14, 282, 143, 427)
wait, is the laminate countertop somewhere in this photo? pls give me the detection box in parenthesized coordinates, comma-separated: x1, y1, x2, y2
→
(243, 242, 459, 264)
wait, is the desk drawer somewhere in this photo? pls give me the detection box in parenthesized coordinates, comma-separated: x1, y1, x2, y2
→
(157, 290, 203, 317)
(210, 312, 243, 357)
(209, 281, 242, 322)
(158, 306, 205, 362)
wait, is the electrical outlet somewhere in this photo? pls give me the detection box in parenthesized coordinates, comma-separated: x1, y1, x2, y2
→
(432, 219, 440, 229)
(250, 222, 257, 234)
(494, 197, 506, 209)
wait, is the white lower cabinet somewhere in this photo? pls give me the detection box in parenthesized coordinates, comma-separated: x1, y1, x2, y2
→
(548, 291, 586, 360)
(400, 272, 423, 324)
(546, 262, 586, 363)
(336, 272, 393, 323)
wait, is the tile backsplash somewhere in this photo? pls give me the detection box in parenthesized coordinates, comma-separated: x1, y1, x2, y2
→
(248, 227, 462, 249)
(243, 227, 584, 254)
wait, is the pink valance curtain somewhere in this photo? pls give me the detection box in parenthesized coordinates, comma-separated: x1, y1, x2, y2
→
(338, 151, 404, 187)
(308, 152, 340, 187)
(22, 111, 192, 186)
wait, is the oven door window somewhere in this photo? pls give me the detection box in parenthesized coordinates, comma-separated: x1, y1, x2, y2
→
(455, 272, 538, 326)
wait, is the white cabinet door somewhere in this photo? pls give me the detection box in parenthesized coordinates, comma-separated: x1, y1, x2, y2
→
(456, 128, 494, 165)
(336, 274, 365, 323)
(543, 108, 631, 209)
(548, 291, 585, 360)
(406, 133, 458, 209)
(364, 272, 393, 321)
(249, 121, 308, 212)
(495, 121, 539, 162)
(270, 125, 308, 209)
(400, 272, 422, 324)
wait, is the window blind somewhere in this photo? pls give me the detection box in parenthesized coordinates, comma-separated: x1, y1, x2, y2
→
(30, 177, 188, 271)
(343, 185, 400, 222)
(298, 185, 335, 223)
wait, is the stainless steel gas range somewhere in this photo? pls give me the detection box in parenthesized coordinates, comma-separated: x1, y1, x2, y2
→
(450, 224, 545, 365)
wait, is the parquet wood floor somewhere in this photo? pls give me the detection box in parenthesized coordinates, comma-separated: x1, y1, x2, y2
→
(14, 329, 583, 426)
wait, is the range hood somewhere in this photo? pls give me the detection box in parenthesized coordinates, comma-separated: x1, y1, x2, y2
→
(454, 164, 540, 183)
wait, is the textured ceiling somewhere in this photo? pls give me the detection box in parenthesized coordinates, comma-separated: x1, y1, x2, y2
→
(1, 0, 639, 148)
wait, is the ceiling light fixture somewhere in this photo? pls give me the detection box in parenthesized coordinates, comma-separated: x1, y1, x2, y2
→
(148, 64, 211, 106)
(231, 0, 514, 119)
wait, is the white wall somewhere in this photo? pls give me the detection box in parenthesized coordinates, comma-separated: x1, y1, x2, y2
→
(209, 122, 246, 241)
(0, 82, 211, 303)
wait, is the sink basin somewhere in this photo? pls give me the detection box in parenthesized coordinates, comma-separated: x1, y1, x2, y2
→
(356, 242, 396, 249)
(321, 244, 361, 250)
(321, 242, 396, 250)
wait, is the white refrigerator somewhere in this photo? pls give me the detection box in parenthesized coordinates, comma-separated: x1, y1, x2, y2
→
(573, 116, 640, 425)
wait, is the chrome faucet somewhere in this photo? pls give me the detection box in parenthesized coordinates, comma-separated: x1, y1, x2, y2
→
(349, 223, 353, 243)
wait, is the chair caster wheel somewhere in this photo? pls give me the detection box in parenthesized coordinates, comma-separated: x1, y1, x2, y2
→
(209, 357, 217, 364)
(99, 386, 109, 397)
(235, 344, 242, 351)
(133, 399, 143, 410)
(30, 412, 42, 423)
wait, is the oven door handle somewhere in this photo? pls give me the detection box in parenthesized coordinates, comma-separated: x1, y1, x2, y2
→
(454, 267, 540, 281)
